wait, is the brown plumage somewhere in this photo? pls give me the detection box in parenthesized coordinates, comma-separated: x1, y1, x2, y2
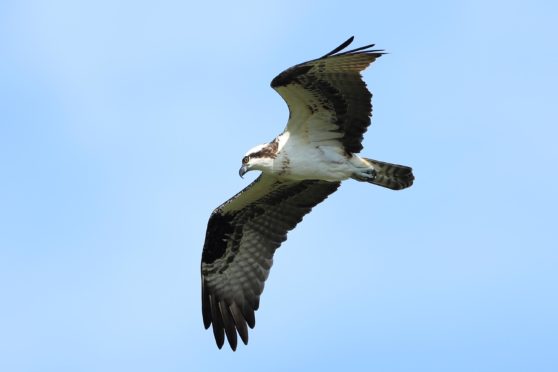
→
(201, 177, 339, 350)
(271, 36, 384, 154)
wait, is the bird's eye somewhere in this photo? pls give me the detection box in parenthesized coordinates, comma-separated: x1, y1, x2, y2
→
(242, 156, 249, 164)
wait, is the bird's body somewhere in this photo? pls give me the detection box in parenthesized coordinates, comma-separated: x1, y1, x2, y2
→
(200, 37, 414, 350)
(248, 132, 372, 182)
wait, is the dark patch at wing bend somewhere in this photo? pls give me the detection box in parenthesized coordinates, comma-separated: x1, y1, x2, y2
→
(270, 65, 312, 89)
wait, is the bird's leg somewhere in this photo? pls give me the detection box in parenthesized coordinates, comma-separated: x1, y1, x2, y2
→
(351, 168, 376, 182)
(361, 168, 377, 181)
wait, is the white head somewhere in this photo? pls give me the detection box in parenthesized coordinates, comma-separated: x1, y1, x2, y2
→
(238, 143, 277, 178)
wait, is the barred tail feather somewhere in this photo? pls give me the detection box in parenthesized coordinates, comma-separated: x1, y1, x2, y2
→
(364, 158, 414, 190)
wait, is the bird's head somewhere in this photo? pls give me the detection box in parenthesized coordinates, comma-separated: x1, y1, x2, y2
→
(239, 143, 276, 178)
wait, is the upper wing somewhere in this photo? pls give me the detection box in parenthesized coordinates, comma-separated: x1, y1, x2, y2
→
(271, 36, 384, 154)
(201, 174, 340, 350)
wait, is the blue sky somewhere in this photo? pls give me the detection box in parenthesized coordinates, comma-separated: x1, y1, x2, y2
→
(1, 0, 557, 371)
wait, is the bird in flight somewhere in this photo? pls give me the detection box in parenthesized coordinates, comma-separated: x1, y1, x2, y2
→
(201, 36, 414, 350)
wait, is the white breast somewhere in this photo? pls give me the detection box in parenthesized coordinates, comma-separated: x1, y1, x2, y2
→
(273, 133, 353, 182)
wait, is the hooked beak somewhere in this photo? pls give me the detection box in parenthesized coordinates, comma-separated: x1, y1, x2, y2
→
(239, 164, 248, 178)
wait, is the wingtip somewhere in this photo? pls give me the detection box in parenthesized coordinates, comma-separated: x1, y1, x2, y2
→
(320, 36, 386, 58)
(321, 36, 355, 58)
(216, 336, 224, 349)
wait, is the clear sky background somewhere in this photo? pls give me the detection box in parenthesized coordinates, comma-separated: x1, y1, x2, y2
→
(1, 1, 557, 371)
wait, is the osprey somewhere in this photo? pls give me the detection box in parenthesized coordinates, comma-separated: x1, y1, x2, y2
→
(201, 37, 414, 350)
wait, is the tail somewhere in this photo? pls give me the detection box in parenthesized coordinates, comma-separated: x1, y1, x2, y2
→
(361, 158, 414, 190)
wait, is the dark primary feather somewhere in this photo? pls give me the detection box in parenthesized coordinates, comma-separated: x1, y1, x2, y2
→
(321, 36, 355, 57)
(271, 36, 384, 154)
(201, 175, 340, 350)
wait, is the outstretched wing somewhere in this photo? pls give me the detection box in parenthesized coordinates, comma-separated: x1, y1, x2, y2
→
(201, 175, 340, 350)
(271, 36, 384, 154)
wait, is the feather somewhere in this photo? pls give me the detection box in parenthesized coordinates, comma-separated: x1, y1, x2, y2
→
(321, 36, 354, 58)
